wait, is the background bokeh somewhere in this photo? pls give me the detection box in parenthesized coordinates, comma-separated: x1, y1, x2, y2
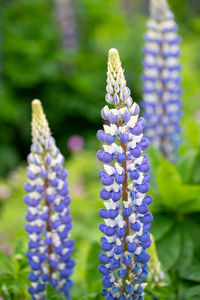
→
(0, 0, 200, 299)
(0, 0, 200, 175)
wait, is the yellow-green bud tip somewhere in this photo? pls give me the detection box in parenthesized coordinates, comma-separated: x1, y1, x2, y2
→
(31, 99, 50, 137)
(32, 99, 43, 113)
(108, 48, 119, 58)
(150, 0, 170, 20)
(108, 48, 122, 74)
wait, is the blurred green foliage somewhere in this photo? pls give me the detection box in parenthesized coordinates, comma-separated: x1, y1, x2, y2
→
(0, 0, 200, 175)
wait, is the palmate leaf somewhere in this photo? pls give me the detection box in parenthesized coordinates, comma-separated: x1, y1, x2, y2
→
(178, 283, 200, 300)
(150, 214, 175, 241)
(179, 219, 200, 281)
(155, 160, 200, 213)
(156, 227, 181, 271)
(177, 185, 200, 212)
(146, 284, 176, 300)
(175, 228, 194, 275)
(182, 119, 200, 151)
(177, 196, 200, 214)
(180, 263, 200, 282)
(155, 160, 182, 210)
(176, 149, 197, 183)
(0, 252, 15, 275)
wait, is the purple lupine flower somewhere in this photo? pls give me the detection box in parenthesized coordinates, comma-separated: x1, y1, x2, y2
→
(142, 0, 182, 161)
(24, 100, 75, 300)
(97, 48, 153, 299)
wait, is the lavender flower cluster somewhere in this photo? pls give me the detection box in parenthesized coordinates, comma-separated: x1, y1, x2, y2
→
(142, 0, 182, 161)
(97, 48, 153, 299)
(24, 100, 74, 300)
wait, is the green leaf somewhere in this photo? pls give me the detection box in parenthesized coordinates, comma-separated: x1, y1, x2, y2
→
(155, 160, 200, 212)
(176, 227, 194, 275)
(157, 227, 181, 271)
(0, 252, 14, 275)
(147, 145, 163, 175)
(155, 160, 182, 210)
(180, 263, 200, 282)
(177, 185, 200, 212)
(150, 214, 175, 241)
(183, 119, 200, 150)
(85, 241, 102, 293)
(146, 284, 176, 300)
(191, 150, 200, 184)
(176, 149, 197, 183)
(178, 284, 200, 300)
(186, 285, 200, 300)
(46, 284, 66, 300)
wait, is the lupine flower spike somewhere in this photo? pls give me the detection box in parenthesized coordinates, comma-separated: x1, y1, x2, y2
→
(24, 100, 75, 300)
(97, 49, 153, 300)
(142, 0, 182, 161)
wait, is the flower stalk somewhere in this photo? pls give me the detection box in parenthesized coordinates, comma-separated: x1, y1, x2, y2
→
(97, 49, 153, 299)
(24, 100, 75, 300)
(142, 0, 182, 161)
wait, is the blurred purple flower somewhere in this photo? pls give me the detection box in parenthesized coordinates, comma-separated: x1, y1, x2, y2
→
(54, 0, 78, 51)
(67, 135, 84, 152)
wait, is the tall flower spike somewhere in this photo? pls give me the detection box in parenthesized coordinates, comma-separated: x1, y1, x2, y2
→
(54, 0, 78, 51)
(97, 49, 153, 299)
(24, 100, 75, 300)
(142, 0, 182, 161)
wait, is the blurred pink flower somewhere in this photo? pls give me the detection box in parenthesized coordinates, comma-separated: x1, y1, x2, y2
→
(1, 243, 11, 256)
(0, 184, 11, 199)
(0, 296, 4, 300)
(67, 135, 84, 152)
(195, 110, 200, 124)
(71, 183, 86, 197)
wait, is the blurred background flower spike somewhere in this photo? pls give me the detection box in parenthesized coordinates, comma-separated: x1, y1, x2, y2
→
(24, 99, 75, 300)
(97, 48, 153, 299)
(142, 0, 182, 161)
(150, 0, 170, 21)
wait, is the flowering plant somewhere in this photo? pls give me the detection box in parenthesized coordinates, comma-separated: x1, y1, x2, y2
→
(24, 100, 75, 299)
(142, 0, 182, 161)
(97, 48, 153, 299)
